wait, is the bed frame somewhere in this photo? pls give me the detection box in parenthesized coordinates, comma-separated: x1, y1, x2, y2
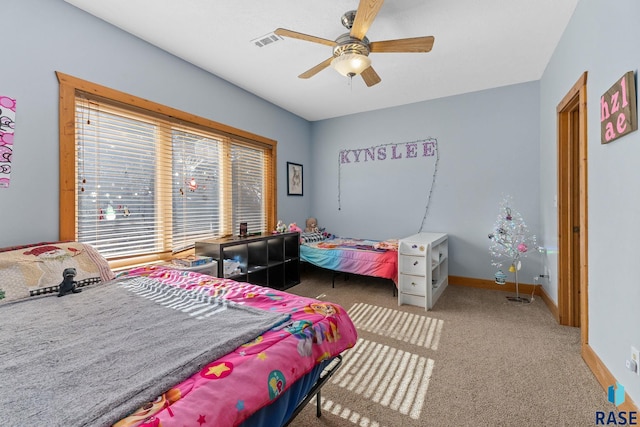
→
(328, 269, 396, 297)
(284, 355, 343, 425)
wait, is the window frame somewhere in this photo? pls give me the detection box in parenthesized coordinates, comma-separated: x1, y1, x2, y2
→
(57, 71, 278, 268)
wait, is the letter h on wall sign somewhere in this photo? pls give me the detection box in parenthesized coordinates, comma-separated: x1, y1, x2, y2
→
(601, 71, 638, 144)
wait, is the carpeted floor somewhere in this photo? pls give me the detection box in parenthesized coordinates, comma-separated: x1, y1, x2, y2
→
(286, 266, 613, 427)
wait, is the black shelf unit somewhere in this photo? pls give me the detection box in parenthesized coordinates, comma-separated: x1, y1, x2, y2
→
(195, 232, 300, 290)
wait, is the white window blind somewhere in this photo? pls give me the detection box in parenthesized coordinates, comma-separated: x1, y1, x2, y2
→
(74, 95, 270, 259)
(231, 143, 266, 236)
(76, 100, 165, 258)
(171, 129, 222, 252)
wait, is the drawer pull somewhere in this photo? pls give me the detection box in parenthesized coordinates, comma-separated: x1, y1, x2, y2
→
(411, 244, 417, 249)
(413, 261, 419, 266)
(411, 282, 417, 286)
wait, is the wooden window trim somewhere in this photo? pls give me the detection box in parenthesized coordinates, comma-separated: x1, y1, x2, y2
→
(57, 71, 278, 261)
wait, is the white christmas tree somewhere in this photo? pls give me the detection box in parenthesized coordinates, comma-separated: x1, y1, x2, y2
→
(488, 196, 537, 302)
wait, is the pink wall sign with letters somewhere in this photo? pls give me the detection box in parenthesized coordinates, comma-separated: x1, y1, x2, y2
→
(0, 95, 16, 188)
(601, 71, 637, 144)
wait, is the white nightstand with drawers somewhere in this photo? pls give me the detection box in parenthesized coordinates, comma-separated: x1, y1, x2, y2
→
(398, 232, 448, 310)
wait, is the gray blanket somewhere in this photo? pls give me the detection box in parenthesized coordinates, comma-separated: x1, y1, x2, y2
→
(0, 276, 289, 426)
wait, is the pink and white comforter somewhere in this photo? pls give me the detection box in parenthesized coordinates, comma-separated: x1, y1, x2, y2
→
(115, 266, 357, 427)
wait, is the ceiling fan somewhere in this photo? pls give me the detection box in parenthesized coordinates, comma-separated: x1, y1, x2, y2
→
(274, 0, 435, 87)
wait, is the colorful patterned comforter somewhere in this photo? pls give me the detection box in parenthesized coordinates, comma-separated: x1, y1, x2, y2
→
(115, 266, 358, 427)
(300, 237, 399, 285)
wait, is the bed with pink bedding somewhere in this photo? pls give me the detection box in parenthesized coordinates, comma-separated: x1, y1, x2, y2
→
(0, 242, 357, 427)
(300, 236, 399, 286)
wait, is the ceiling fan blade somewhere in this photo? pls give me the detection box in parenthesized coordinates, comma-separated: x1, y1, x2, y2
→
(369, 36, 435, 53)
(299, 57, 334, 79)
(274, 28, 337, 47)
(350, 0, 385, 40)
(361, 66, 381, 87)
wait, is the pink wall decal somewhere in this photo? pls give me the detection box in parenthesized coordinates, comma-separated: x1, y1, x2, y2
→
(0, 95, 15, 188)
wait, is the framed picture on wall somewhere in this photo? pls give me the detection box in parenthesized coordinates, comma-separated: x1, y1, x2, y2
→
(287, 162, 303, 196)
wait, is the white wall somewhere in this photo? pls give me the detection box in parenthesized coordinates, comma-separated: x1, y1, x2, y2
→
(540, 0, 640, 406)
(0, 0, 312, 247)
(309, 82, 542, 283)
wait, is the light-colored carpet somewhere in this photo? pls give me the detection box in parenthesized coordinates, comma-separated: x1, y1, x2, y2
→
(286, 266, 613, 427)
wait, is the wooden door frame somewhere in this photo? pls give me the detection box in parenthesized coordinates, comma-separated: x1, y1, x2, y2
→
(556, 72, 589, 346)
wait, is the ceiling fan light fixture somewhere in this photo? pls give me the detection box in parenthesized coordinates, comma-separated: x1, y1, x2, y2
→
(331, 53, 371, 77)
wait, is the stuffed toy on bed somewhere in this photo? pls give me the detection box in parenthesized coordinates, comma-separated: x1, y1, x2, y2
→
(58, 267, 82, 297)
(305, 217, 319, 233)
(300, 218, 334, 243)
(300, 217, 333, 243)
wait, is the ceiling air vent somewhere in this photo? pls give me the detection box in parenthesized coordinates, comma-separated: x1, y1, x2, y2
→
(251, 32, 283, 48)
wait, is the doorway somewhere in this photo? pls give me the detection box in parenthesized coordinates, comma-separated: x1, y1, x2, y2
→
(556, 72, 588, 345)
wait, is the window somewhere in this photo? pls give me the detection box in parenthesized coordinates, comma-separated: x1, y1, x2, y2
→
(58, 72, 277, 266)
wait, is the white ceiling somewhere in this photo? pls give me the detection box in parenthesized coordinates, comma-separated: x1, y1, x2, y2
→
(64, 0, 579, 122)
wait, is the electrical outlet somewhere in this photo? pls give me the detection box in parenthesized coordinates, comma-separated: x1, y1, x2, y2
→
(632, 346, 640, 376)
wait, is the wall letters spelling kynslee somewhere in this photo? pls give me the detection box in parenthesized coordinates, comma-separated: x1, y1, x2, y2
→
(339, 139, 436, 164)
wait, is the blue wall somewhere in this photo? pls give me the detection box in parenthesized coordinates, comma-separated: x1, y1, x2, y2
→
(0, 0, 543, 290)
(0, 0, 311, 247)
(539, 0, 640, 406)
(310, 82, 541, 282)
